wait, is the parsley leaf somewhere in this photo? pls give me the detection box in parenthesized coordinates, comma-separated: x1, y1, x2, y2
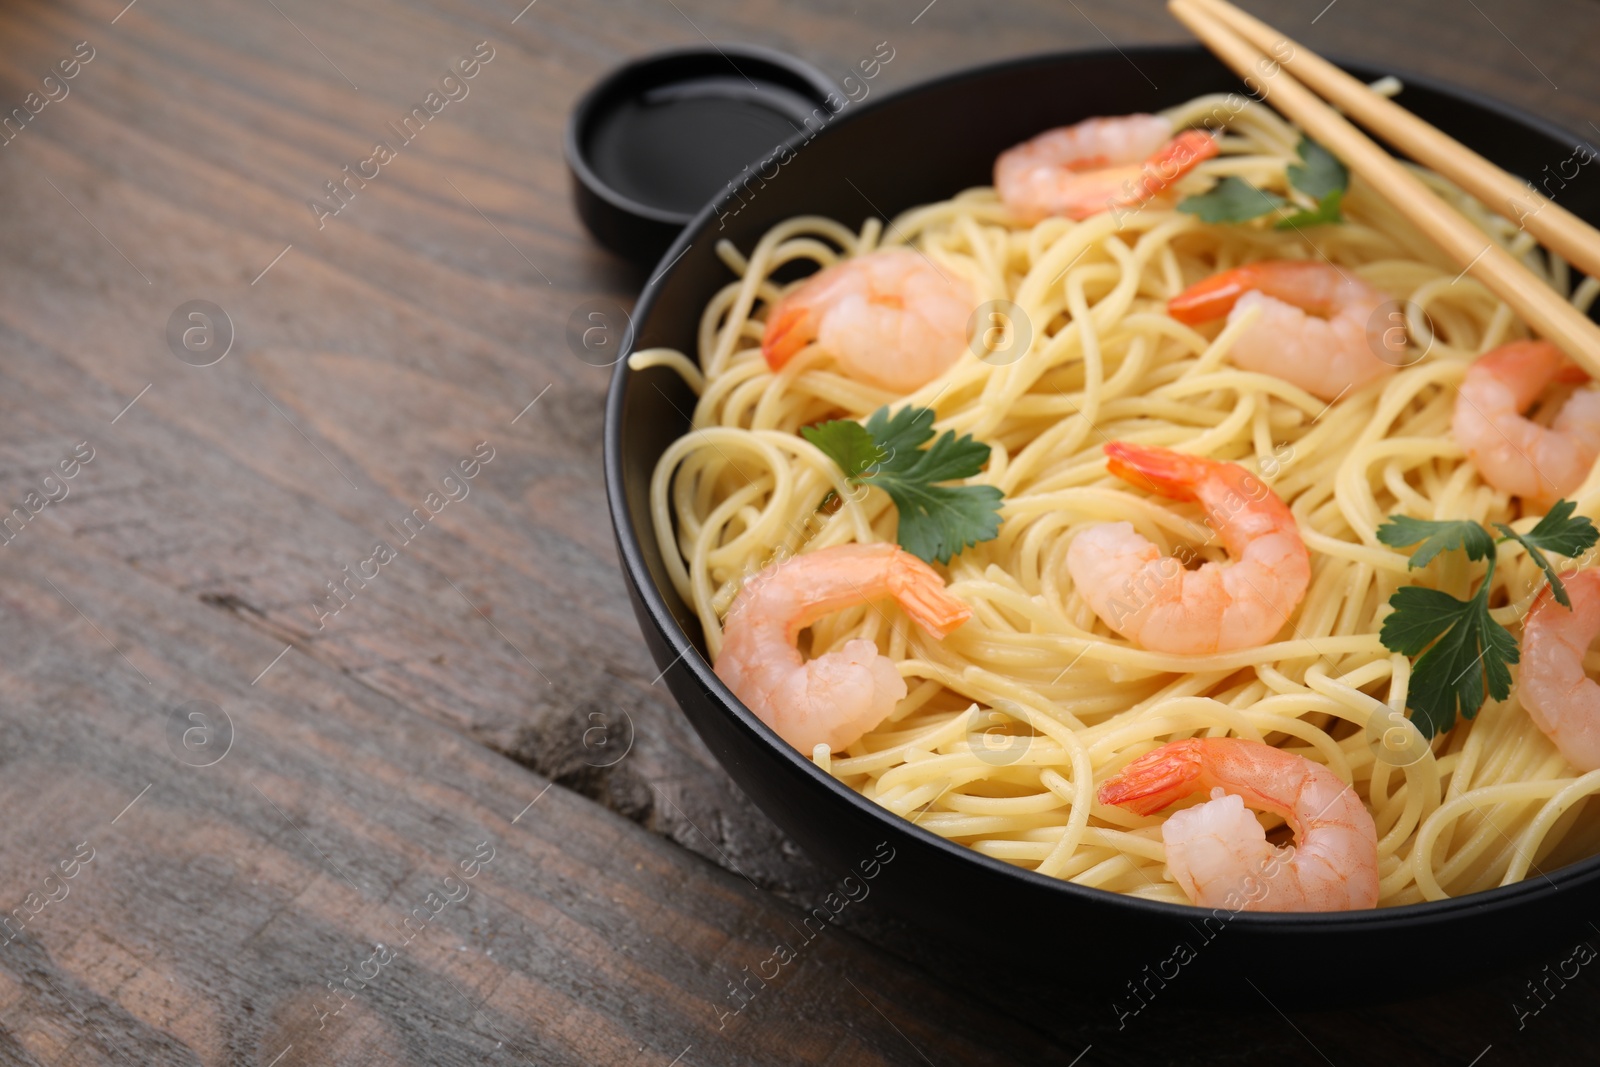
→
(1380, 577, 1518, 739)
(803, 405, 1004, 565)
(1276, 139, 1348, 229)
(1513, 499, 1600, 557)
(1492, 499, 1600, 608)
(800, 419, 883, 480)
(1275, 190, 1345, 229)
(1377, 499, 1596, 736)
(1286, 137, 1349, 201)
(1376, 515, 1497, 568)
(869, 434, 1003, 564)
(863, 404, 938, 472)
(1179, 139, 1350, 229)
(1177, 176, 1288, 224)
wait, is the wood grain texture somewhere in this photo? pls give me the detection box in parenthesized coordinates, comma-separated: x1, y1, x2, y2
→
(0, 0, 1596, 1063)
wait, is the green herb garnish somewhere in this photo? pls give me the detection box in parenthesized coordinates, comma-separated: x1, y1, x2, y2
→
(1491, 500, 1598, 608)
(1177, 175, 1288, 224)
(1375, 502, 1598, 738)
(1177, 136, 1349, 228)
(1276, 138, 1349, 228)
(1379, 572, 1518, 741)
(1374, 515, 1495, 569)
(802, 405, 1003, 565)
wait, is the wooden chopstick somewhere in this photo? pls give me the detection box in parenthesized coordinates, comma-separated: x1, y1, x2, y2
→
(1189, 0, 1600, 281)
(1168, 0, 1600, 378)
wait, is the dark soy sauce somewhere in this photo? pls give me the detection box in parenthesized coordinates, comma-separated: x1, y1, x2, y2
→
(585, 76, 822, 215)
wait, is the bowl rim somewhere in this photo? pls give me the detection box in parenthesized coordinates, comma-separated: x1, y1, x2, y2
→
(604, 41, 1600, 930)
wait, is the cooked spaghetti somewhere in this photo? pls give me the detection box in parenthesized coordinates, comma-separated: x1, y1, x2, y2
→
(631, 92, 1600, 907)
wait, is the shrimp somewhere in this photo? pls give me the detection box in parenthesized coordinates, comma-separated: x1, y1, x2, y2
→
(994, 114, 1218, 224)
(1098, 738, 1379, 912)
(1519, 569, 1600, 771)
(761, 249, 976, 394)
(1066, 442, 1310, 654)
(714, 542, 971, 753)
(1451, 340, 1600, 508)
(1167, 260, 1400, 401)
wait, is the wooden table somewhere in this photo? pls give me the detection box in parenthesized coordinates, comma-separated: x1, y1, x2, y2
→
(1, 0, 1596, 1062)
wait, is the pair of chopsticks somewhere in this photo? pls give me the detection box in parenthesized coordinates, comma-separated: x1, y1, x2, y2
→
(1168, 0, 1600, 378)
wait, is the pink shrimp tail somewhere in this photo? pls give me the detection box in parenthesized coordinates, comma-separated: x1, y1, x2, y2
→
(1103, 441, 1212, 502)
(1097, 738, 1206, 816)
(887, 553, 973, 637)
(762, 296, 814, 369)
(1167, 261, 1335, 325)
(1167, 270, 1254, 325)
(1130, 129, 1218, 201)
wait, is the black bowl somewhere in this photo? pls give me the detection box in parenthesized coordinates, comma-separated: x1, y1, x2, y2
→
(604, 44, 1600, 1005)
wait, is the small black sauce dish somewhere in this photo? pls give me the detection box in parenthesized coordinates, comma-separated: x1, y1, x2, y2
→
(567, 44, 840, 265)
